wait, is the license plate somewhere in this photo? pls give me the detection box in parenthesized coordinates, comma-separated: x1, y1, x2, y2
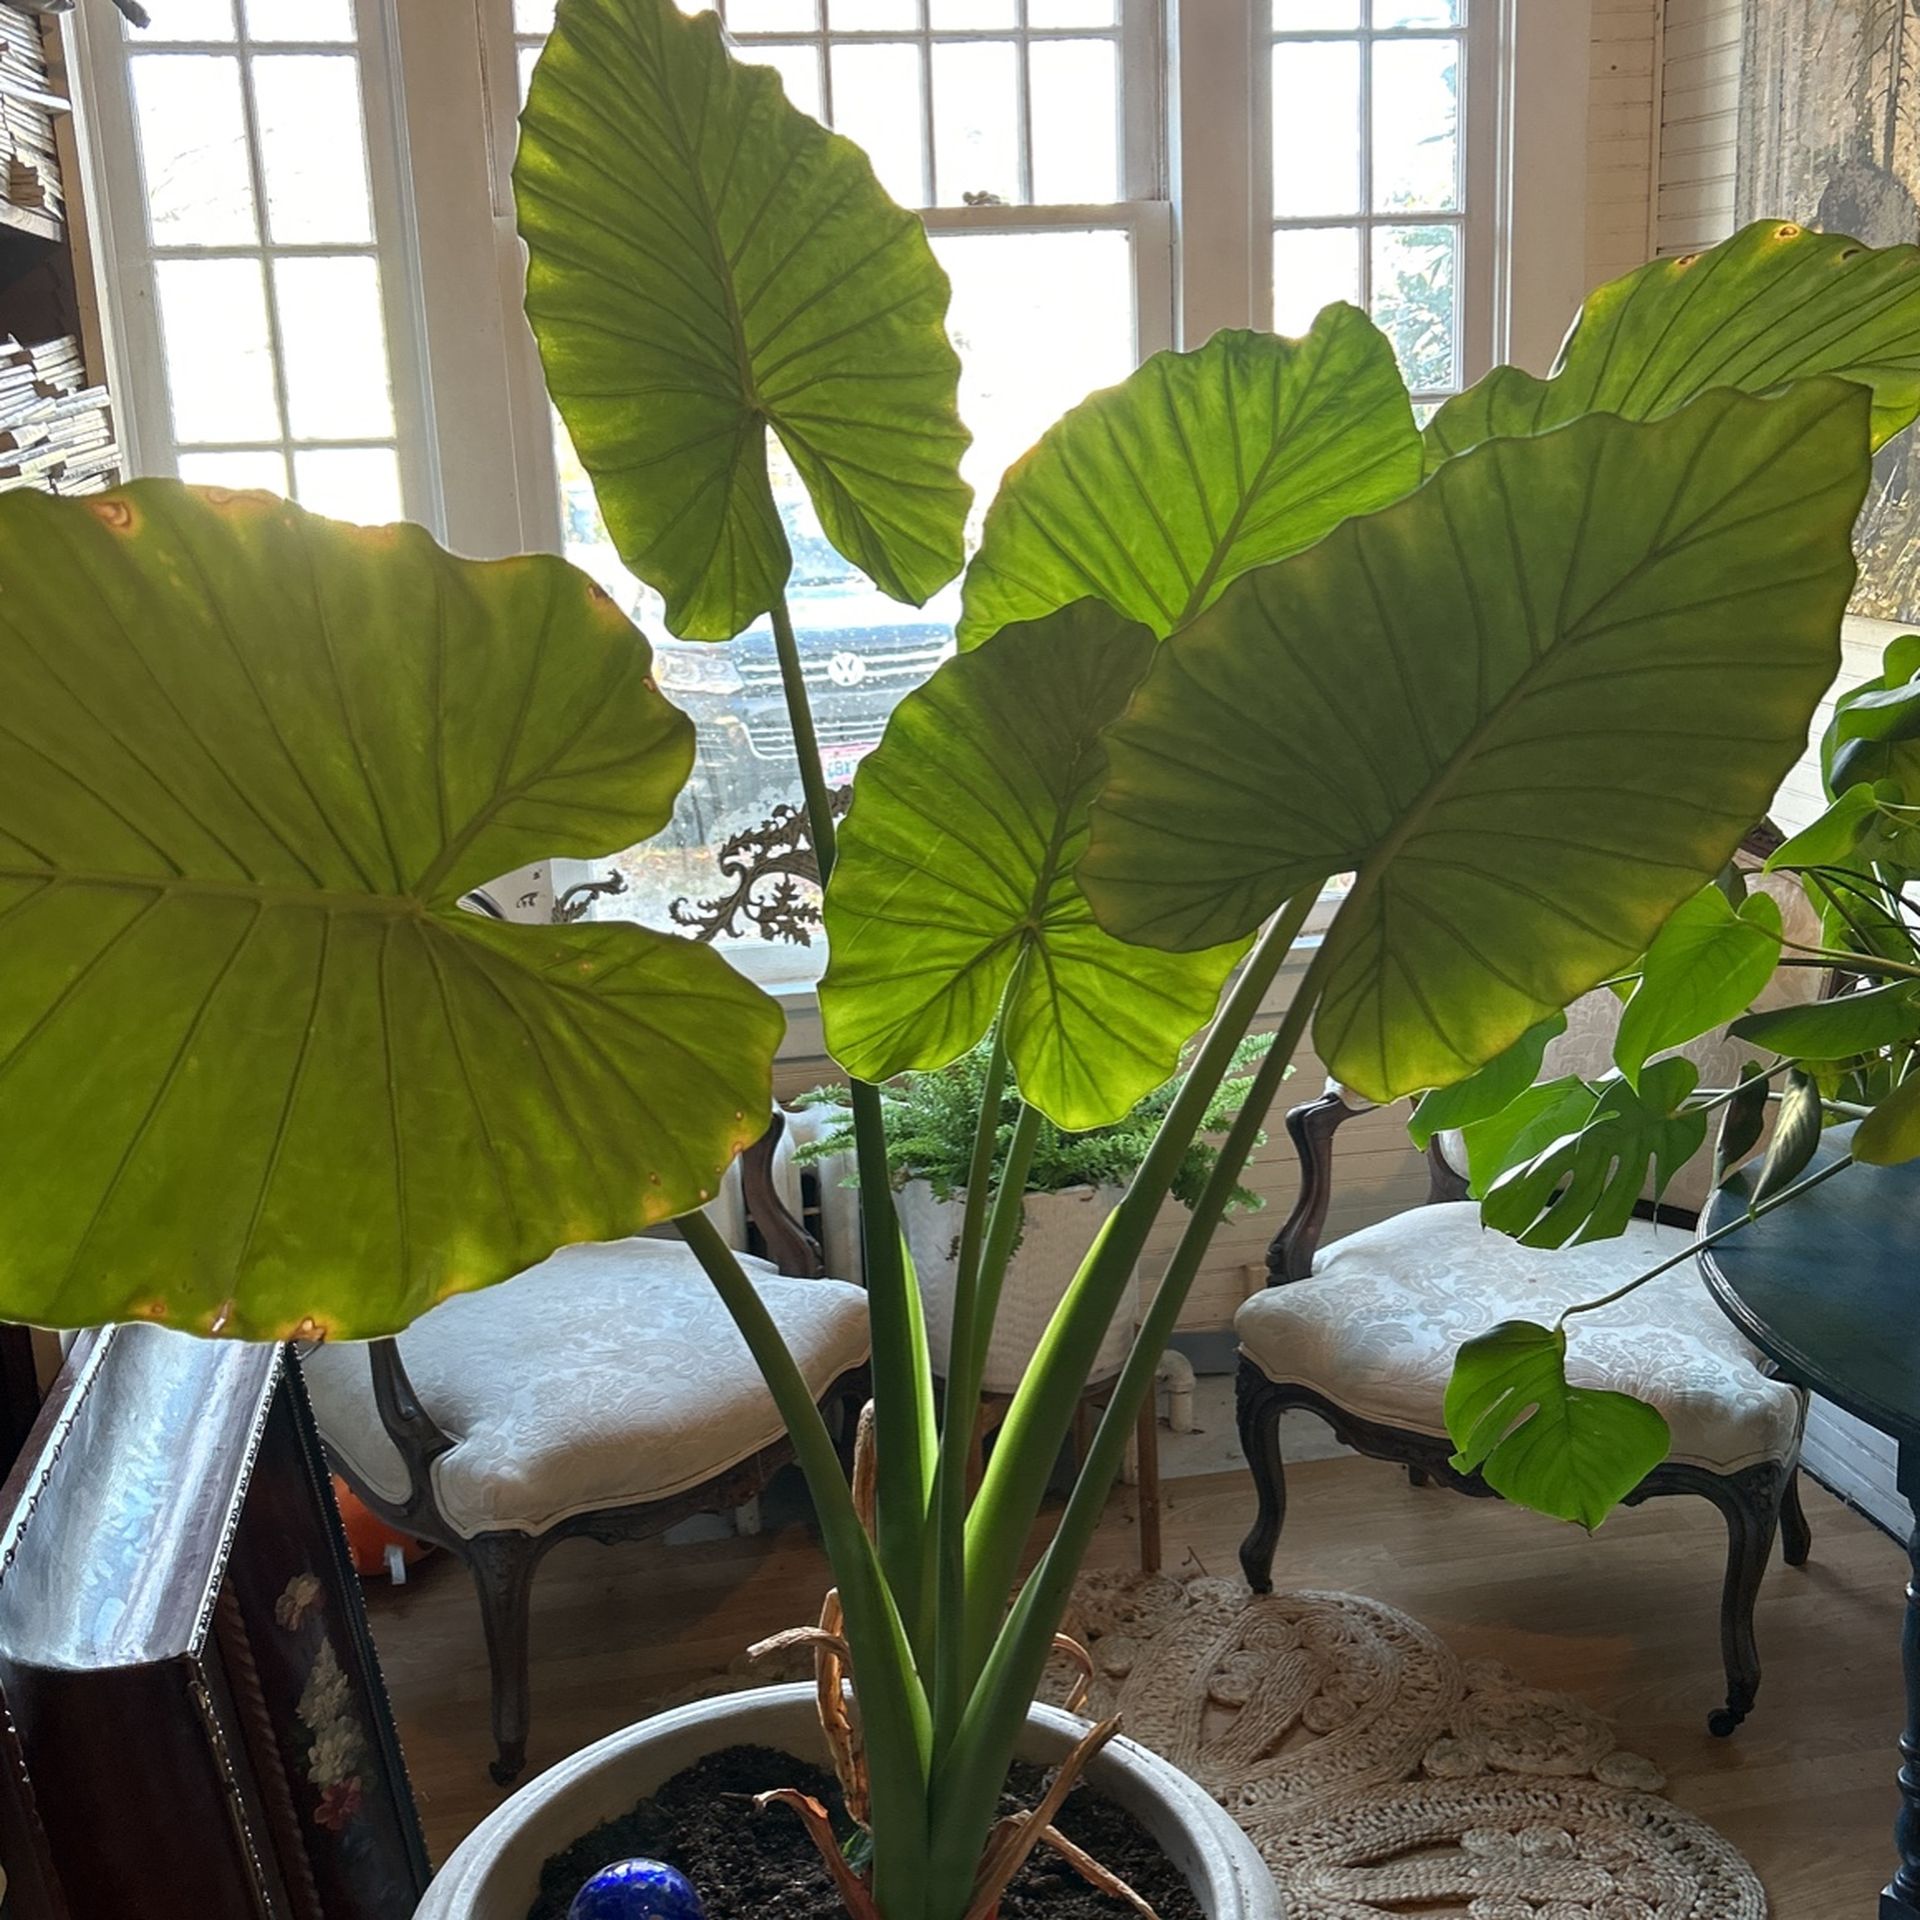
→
(820, 742, 878, 784)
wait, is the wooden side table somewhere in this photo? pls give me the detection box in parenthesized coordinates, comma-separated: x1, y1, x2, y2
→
(1701, 1122, 1920, 1919)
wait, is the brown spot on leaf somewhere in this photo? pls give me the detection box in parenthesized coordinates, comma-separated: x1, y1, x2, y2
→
(88, 497, 137, 533)
(1776, 222, 1801, 239)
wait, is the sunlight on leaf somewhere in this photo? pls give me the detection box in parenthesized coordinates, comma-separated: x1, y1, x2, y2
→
(0, 482, 783, 1339)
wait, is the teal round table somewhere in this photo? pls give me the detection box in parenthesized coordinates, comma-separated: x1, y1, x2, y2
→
(1701, 1123, 1920, 1920)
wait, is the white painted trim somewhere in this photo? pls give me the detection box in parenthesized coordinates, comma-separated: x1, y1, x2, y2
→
(1170, 0, 1261, 345)
(1493, 0, 1591, 374)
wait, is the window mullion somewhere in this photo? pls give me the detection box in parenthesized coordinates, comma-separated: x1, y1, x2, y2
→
(228, 13, 298, 491)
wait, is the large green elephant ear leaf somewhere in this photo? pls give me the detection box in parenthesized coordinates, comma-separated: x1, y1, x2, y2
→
(1426, 221, 1920, 473)
(1082, 379, 1871, 1104)
(0, 482, 782, 1341)
(516, 0, 970, 640)
(957, 310, 1420, 647)
(819, 601, 1247, 1130)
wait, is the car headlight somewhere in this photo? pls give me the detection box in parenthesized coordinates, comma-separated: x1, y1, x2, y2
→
(652, 644, 744, 695)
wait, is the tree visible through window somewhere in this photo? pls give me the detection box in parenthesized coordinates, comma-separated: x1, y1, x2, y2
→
(1271, 0, 1469, 406)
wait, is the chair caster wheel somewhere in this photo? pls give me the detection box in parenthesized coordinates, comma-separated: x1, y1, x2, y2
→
(490, 1751, 526, 1787)
(1707, 1706, 1745, 1738)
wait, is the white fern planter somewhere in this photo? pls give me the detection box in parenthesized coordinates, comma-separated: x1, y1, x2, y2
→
(898, 1181, 1140, 1395)
(416, 1684, 1283, 1919)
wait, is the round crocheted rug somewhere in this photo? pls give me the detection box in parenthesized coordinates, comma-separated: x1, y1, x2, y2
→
(1044, 1572, 1765, 1919)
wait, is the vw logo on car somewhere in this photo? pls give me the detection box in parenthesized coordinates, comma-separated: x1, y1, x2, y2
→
(826, 650, 867, 688)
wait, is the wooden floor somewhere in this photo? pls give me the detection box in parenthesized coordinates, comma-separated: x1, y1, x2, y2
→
(369, 1455, 1911, 1915)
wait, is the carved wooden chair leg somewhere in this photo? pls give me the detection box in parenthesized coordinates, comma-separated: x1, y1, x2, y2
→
(1780, 1465, 1814, 1568)
(1135, 1395, 1162, 1576)
(1702, 1468, 1784, 1738)
(467, 1531, 544, 1786)
(1235, 1364, 1288, 1594)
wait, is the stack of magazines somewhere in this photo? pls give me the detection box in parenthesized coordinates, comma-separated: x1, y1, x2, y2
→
(0, 7, 64, 230)
(0, 335, 118, 496)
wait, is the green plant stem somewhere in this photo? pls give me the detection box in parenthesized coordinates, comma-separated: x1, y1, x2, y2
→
(959, 888, 1318, 1687)
(677, 1212, 932, 1920)
(770, 595, 841, 877)
(968, 1103, 1042, 1391)
(926, 917, 1328, 1907)
(928, 1022, 1016, 1749)
(771, 590, 936, 1634)
(1556, 1148, 1856, 1322)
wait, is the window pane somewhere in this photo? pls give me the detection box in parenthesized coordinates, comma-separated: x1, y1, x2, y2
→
(253, 55, 374, 243)
(130, 55, 256, 245)
(932, 41, 1019, 208)
(729, 0, 816, 26)
(1029, 39, 1118, 204)
(1372, 37, 1458, 212)
(156, 258, 281, 442)
(244, 0, 354, 41)
(1272, 224, 1360, 335)
(519, 43, 538, 101)
(829, 43, 925, 206)
(180, 449, 290, 494)
(1028, 0, 1116, 23)
(1272, 0, 1360, 25)
(1376, 0, 1463, 25)
(273, 255, 395, 438)
(141, 0, 238, 41)
(1371, 222, 1458, 391)
(1272, 41, 1359, 218)
(513, 0, 556, 29)
(934, 227, 1134, 528)
(294, 447, 403, 524)
(738, 42, 823, 120)
(933, 0, 1016, 23)
(827, 0, 915, 25)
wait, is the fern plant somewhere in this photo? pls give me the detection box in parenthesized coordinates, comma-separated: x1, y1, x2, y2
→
(796, 1034, 1277, 1214)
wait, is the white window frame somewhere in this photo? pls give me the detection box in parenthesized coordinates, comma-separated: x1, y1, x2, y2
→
(68, 0, 443, 532)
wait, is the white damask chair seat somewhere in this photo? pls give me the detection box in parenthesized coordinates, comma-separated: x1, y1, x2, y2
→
(304, 1238, 870, 1538)
(300, 1112, 869, 1785)
(1236, 1204, 1802, 1475)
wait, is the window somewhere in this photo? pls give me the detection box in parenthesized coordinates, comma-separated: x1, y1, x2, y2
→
(72, 0, 1539, 983)
(77, 0, 426, 524)
(509, 0, 1163, 957)
(1268, 0, 1488, 407)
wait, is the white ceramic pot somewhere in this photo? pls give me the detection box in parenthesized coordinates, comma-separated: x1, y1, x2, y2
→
(899, 1182, 1140, 1396)
(418, 1683, 1282, 1920)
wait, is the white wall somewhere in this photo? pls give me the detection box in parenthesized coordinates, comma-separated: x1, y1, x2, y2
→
(1654, 0, 1743, 256)
(1587, 0, 1660, 289)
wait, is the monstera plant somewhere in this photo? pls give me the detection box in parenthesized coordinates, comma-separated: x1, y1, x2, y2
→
(6, 0, 1920, 1911)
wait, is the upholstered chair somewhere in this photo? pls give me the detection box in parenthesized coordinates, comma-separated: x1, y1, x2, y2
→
(1235, 878, 1822, 1737)
(300, 1112, 869, 1783)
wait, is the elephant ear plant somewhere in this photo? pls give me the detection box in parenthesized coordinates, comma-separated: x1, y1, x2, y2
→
(0, 0, 1917, 1909)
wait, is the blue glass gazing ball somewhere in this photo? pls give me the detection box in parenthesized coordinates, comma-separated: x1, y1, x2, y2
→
(568, 1859, 707, 1920)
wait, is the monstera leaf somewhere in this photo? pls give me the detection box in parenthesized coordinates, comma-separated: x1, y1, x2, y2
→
(1408, 1012, 1566, 1150)
(516, 0, 969, 639)
(1481, 1058, 1708, 1248)
(1446, 1320, 1672, 1529)
(820, 603, 1246, 1129)
(0, 483, 782, 1340)
(956, 311, 1421, 647)
(1082, 380, 1870, 1104)
(1426, 222, 1920, 473)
